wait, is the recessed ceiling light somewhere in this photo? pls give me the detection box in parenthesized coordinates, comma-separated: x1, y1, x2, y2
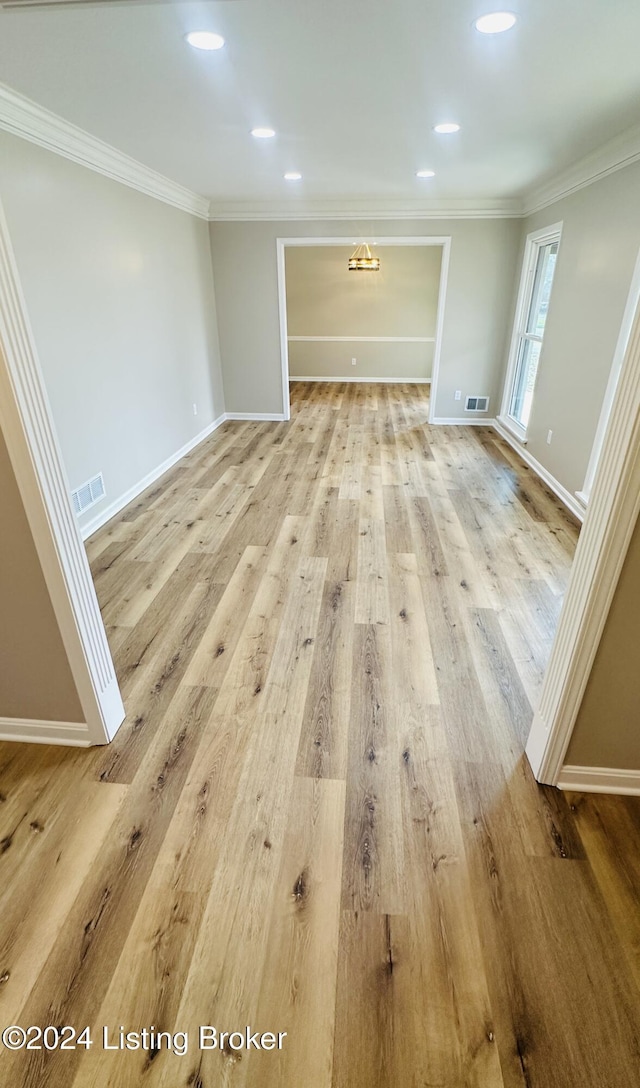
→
(416, 169, 435, 178)
(251, 127, 276, 139)
(284, 172, 302, 181)
(474, 12, 517, 34)
(185, 31, 225, 51)
(433, 122, 460, 134)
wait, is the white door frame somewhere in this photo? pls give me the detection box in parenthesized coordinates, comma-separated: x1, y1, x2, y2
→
(526, 287, 640, 784)
(276, 235, 451, 422)
(0, 196, 124, 746)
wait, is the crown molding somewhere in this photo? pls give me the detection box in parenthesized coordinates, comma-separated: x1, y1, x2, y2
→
(207, 197, 523, 222)
(522, 122, 640, 217)
(0, 82, 210, 219)
(2, 80, 639, 227)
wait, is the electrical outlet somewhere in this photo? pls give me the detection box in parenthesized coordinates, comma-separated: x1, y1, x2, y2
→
(193, 403, 198, 416)
(351, 358, 357, 366)
(547, 429, 553, 445)
(454, 390, 462, 401)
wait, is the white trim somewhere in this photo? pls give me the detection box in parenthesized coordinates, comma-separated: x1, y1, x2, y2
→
(288, 335, 435, 343)
(428, 240, 451, 425)
(499, 222, 563, 435)
(0, 195, 125, 745)
(277, 235, 452, 423)
(523, 123, 640, 217)
(574, 490, 588, 510)
(0, 717, 92, 748)
(526, 285, 640, 784)
(289, 376, 431, 384)
(276, 238, 292, 423)
(432, 416, 496, 426)
(209, 199, 521, 222)
(224, 412, 287, 422)
(557, 765, 640, 797)
(0, 82, 209, 220)
(578, 245, 640, 506)
(493, 418, 585, 523)
(80, 413, 226, 540)
(278, 236, 452, 248)
(496, 413, 527, 445)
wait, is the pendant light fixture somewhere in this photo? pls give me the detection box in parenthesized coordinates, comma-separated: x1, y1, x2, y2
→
(348, 243, 380, 272)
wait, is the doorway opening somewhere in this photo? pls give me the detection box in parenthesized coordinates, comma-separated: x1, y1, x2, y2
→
(276, 237, 451, 422)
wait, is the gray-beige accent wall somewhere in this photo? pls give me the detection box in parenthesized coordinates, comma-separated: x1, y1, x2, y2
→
(285, 244, 441, 381)
(0, 427, 83, 722)
(0, 130, 225, 535)
(209, 218, 521, 418)
(565, 514, 640, 771)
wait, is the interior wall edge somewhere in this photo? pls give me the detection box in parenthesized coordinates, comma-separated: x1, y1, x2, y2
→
(81, 412, 227, 541)
(493, 418, 585, 523)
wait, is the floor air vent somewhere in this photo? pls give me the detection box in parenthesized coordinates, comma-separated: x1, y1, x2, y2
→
(71, 472, 105, 516)
(465, 395, 490, 412)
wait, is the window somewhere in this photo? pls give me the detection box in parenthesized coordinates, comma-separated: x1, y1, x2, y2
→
(501, 224, 562, 438)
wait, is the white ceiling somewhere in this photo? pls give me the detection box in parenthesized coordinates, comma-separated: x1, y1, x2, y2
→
(1, 0, 640, 212)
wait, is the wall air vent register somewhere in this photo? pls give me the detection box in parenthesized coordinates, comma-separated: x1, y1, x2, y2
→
(465, 396, 490, 412)
(71, 472, 105, 516)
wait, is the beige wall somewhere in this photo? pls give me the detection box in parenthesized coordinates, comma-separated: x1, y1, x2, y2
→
(289, 341, 435, 381)
(0, 427, 83, 722)
(508, 160, 640, 496)
(0, 131, 225, 533)
(286, 245, 441, 336)
(566, 515, 640, 770)
(209, 218, 521, 417)
(285, 244, 440, 380)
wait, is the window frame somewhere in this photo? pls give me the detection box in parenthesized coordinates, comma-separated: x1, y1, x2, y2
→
(499, 222, 563, 443)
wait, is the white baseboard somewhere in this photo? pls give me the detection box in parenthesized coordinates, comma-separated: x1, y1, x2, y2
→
(289, 376, 431, 384)
(557, 764, 640, 796)
(431, 416, 495, 426)
(492, 418, 585, 523)
(224, 412, 287, 421)
(0, 716, 92, 747)
(80, 413, 226, 540)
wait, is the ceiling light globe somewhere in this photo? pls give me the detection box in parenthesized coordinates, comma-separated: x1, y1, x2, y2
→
(433, 122, 460, 134)
(185, 31, 225, 51)
(251, 127, 276, 139)
(474, 12, 517, 34)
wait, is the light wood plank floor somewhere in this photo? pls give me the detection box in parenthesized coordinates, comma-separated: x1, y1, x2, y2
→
(1, 382, 639, 1088)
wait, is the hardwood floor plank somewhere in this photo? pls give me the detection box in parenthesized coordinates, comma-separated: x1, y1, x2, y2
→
(249, 777, 346, 1088)
(95, 578, 225, 784)
(182, 545, 267, 687)
(0, 779, 127, 1027)
(569, 792, 640, 990)
(354, 518, 390, 625)
(295, 579, 354, 780)
(341, 624, 405, 914)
